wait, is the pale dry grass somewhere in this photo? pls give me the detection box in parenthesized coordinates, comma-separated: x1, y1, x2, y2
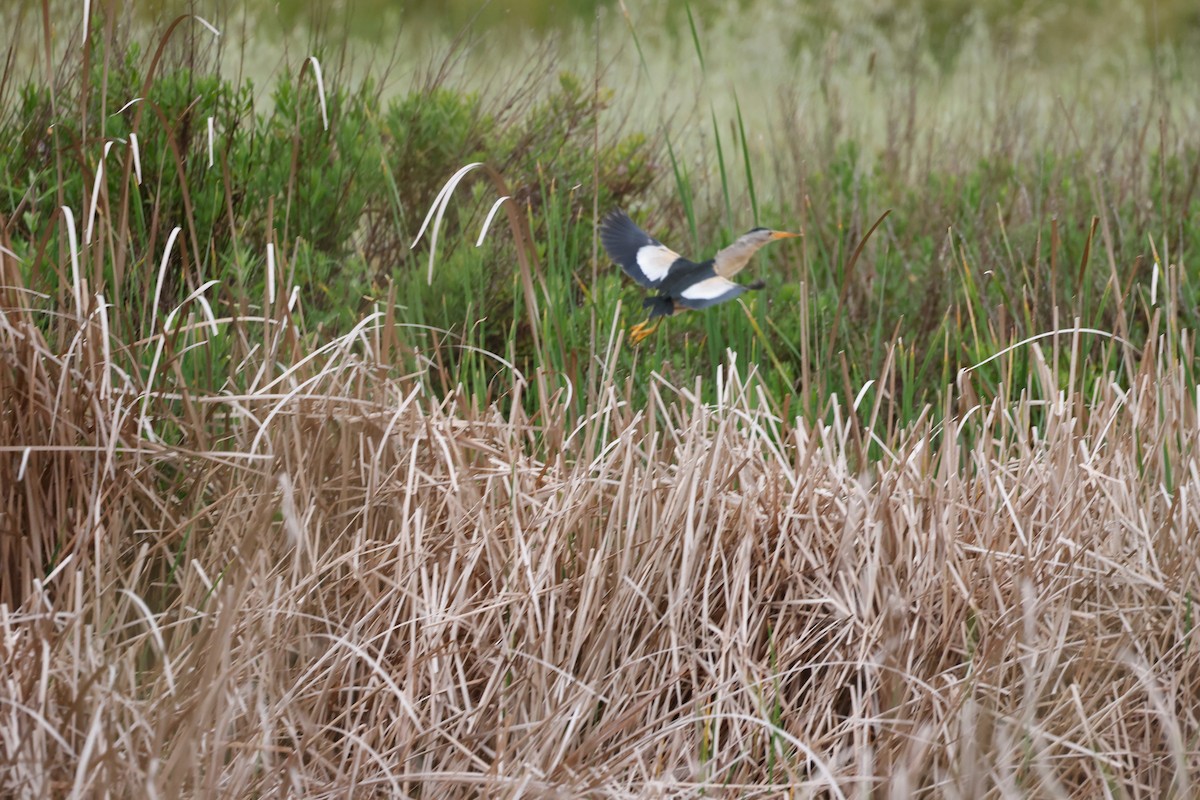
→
(3, 247, 1200, 797)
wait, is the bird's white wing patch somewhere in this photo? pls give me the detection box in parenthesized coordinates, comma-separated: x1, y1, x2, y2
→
(680, 276, 741, 301)
(635, 244, 681, 283)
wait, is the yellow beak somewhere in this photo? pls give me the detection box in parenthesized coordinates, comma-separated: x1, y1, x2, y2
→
(770, 231, 801, 240)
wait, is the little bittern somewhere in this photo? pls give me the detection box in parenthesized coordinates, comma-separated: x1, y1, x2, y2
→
(600, 209, 798, 341)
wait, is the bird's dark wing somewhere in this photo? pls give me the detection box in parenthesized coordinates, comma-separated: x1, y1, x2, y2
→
(674, 275, 761, 310)
(599, 209, 685, 288)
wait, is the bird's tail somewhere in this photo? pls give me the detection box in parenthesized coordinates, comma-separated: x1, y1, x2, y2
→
(642, 295, 674, 319)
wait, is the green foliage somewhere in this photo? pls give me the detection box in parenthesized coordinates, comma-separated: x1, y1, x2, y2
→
(3, 22, 1200, 432)
(0, 43, 653, 348)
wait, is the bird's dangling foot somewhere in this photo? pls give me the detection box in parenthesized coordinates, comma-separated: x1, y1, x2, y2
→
(629, 320, 658, 344)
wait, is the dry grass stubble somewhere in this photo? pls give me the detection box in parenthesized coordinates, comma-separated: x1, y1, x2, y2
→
(2, 264, 1200, 796)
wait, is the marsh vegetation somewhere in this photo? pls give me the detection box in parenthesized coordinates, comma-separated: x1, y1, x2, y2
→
(3, 1, 1200, 796)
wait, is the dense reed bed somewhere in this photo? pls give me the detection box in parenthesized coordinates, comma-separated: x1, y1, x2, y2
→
(3, 260, 1200, 795)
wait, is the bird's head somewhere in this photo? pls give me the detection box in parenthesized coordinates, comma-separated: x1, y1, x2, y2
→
(743, 227, 801, 246)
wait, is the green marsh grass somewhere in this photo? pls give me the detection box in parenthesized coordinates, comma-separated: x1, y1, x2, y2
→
(3, 1, 1200, 796)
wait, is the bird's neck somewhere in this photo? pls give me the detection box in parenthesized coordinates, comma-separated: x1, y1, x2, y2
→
(712, 237, 767, 278)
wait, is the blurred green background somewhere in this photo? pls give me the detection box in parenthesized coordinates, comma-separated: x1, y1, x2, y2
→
(106, 0, 1200, 56)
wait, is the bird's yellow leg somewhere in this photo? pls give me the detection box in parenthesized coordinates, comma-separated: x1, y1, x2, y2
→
(629, 320, 657, 344)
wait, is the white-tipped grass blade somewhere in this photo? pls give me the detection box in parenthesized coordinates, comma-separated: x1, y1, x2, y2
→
(96, 293, 112, 399)
(82, 0, 90, 43)
(150, 226, 182, 336)
(207, 117, 215, 168)
(266, 242, 276, 301)
(0, 244, 22, 261)
(853, 380, 874, 412)
(86, 140, 116, 245)
(961, 326, 1131, 376)
(114, 97, 143, 114)
(306, 57, 329, 131)
(129, 133, 142, 184)
(411, 162, 483, 284)
(1, 287, 49, 300)
(17, 447, 30, 481)
(140, 341, 165, 443)
(412, 161, 483, 245)
(476, 195, 510, 247)
(288, 285, 300, 312)
(60, 206, 82, 317)
(195, 294, 220, 337)
(1148, 233, 1162, 307)
(193, 15, 221, 37)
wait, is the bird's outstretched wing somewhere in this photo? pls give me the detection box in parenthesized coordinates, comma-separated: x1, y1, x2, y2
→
(675, 276, 765, 311)
(600, 209, 684, 288)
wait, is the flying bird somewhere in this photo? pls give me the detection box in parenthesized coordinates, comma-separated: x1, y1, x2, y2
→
(599, 209, 798, 341)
